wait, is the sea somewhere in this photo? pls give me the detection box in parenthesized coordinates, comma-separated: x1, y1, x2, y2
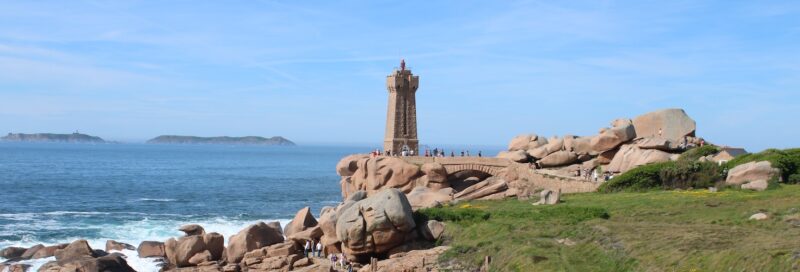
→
(0, 142, 501, 271)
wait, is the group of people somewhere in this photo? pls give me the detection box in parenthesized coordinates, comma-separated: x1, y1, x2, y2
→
(368, 148, 483, 158)
(424, 148, 482, 158)
(303, 239, 353, 271)
(574, 167, 615, 182)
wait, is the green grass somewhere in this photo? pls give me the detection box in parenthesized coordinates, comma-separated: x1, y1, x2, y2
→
(432, 185, 800, 271)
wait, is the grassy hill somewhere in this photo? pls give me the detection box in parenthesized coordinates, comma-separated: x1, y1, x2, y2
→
(422, 185, 800, 271)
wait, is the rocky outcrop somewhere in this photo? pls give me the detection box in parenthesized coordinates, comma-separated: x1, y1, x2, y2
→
(632, 108, 696, 141)
(33, 244, 68, 259)
(591, 120, 636, 152)
(37, 240, 136, 272)
(406, 187, 453, 210)
(179, 224, 206, 236)
(420, 162, 449, 189)
(726, 161, 780, 189)
(227, 221, 284, 263)
(105, 240, 135, 252)
(0, 246, 26, 259)
(607, 144, 674, 173)
(359, 246, 449, 272)
(284, 207, 318, 238)
(165, 232, 225, 268)
(336, 189, 417, 258)
(138, 241, 166, 258)
(341, 156, 422, 198)
(453, 177, 509, 201)
(539, 151, 578, 167)
(497, 150, 529, 163)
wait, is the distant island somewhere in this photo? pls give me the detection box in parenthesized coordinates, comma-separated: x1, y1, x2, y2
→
(146, 135, 295, 146)
(1, 132, 106, 143)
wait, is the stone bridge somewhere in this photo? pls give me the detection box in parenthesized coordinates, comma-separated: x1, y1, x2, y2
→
(400, 156, 512, 176)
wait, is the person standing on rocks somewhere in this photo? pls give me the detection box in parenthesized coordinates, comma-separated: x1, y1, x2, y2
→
(478, 151, 482, 157)
(316, 240, 322, 257)
(304, 239, 311, 257)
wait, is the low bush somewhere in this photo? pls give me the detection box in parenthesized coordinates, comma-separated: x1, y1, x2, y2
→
(679, 145, 720, 162)
(598, 160, 722, 193)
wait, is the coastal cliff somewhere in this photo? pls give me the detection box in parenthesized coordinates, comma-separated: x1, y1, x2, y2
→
(1, 132, 105, 143)
(146, 135, 295, 146)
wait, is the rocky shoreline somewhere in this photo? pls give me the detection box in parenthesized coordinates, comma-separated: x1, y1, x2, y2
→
(2, 108, 782, 272)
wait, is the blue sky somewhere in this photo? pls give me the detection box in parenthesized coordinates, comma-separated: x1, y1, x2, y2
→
(0, 1, 798, 151)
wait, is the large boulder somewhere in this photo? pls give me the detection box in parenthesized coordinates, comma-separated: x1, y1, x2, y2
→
(564, 136, 594, 155)
(20, 244, 44, 259)
(632, 108, 696, 141)
(453, 177, 508, 201)
(539, 151, 578, 168)
(336, 154, 368, 176)
(40, 254, 135, 272)
(420, 162, 448, 183)
(336, 189, 416, 257)
(32, 244, 68, 259)
(591, 121, 636, 152)
(179, 224, 206, 236)
(284, 207, 318, 238)
(497, 150, 529, 163)
(637, 137, 680, 151)
(137, 241, 166, 258)
(0, 246, 27, 259)
(105, 240, 135, 252)
(347, 157, 422, 196)
(419, 220, 446, 241)
(165, 235, 206, 267)
(227, 221, 284, 263)
(508, 135, 534, 151)
(725, 161, 780, 186)
(54, 240, 96, 261)
(606, 144, 672, 173)
(406, 187, 453, 210)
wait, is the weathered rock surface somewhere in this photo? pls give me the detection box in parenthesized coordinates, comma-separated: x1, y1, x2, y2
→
(419, 220, 446, 241)
(637, 137, 681, 151)
(284, 206, 318, 238)
(337, 154, 368, 177)
(336, 189, 416, 257)
(453, 177, 508, 201)
(227, 221, 284, 264)
(0, 246, 26, 259)
(539, 151, 578, 167)
(179, 224, 206, 236)
(497, 150, 528, 163)
(105, 240, 135, 252)
(632, 108, 696, 141)
(138, 241, 166, 258)
(534, 189, 561, 205)
(55, 240, 95, 261)
(726, 161, 780, 186)
(741, 180, 769, 191)
(591, 121, 636, 152)
(163, 231, 225, 268)
(345, 157, 422, 197)
(32, 244, 68, 259)
(20, 244, 44, 259)
(406, 187, 453, 210)
(420, 162, 448, 184)
(40, 253, 135, 272)
(359, 246, 449, 272)
(607, 144, 672, 173)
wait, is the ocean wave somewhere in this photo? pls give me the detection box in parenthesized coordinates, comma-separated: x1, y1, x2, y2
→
(131, 198, 178, 202)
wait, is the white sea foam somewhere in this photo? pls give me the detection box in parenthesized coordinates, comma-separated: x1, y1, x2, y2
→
(0, 216, 292, 272)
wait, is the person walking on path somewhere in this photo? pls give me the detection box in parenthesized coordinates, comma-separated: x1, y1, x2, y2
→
(478, 151, 482, 157)
(316, 240, 322, 257)
(304, 240, 311, 257)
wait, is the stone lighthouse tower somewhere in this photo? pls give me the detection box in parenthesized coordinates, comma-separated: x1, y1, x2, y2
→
(384, 59, 419, 155)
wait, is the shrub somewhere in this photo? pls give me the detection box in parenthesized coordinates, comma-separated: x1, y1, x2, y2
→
(679, 145, 720, 162)
(598, 160, 722, 193)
